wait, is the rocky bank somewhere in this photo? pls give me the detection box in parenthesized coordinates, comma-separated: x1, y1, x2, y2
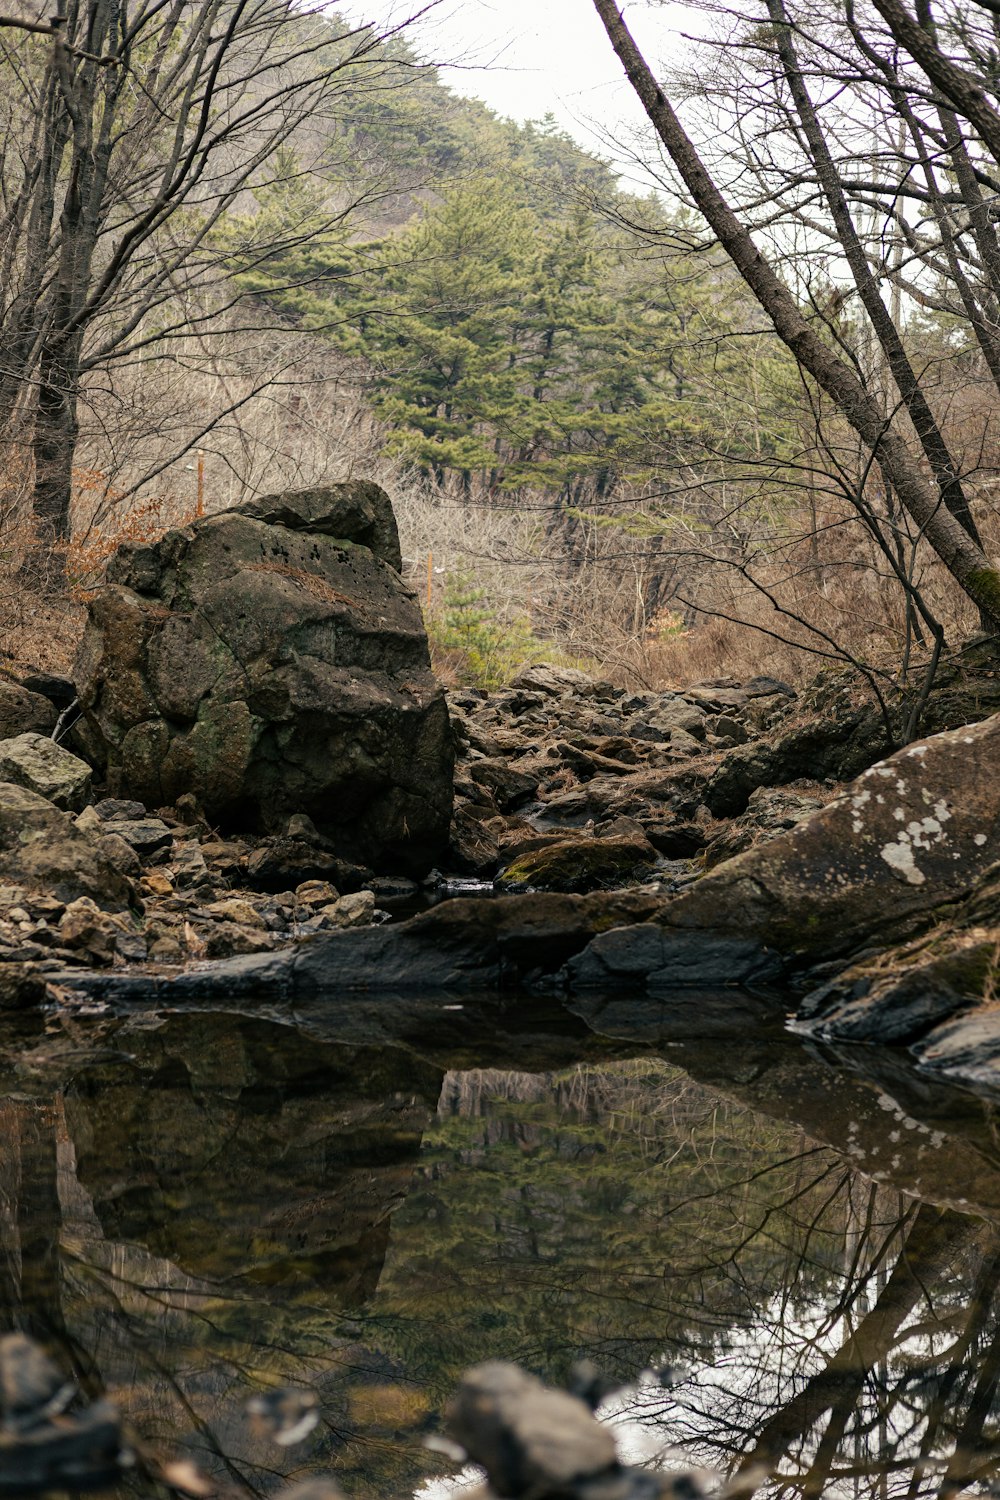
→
(0, 486, 998, 1088)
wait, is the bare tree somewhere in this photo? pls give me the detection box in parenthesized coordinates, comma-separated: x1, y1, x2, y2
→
(0, 0, 434, 543)
(591, 0, 1000, 631)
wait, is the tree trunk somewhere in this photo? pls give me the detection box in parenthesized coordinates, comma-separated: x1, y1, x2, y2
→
(32, 337, 80, 542)
(591, 0, 1000, 630)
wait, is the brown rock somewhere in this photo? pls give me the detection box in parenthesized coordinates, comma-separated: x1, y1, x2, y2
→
(0, 782, 134, 911)
(496, 834, 659, 894)
(58, 898, 123, 965)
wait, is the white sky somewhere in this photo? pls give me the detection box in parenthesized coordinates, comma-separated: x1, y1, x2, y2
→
(330, 0, 693, 159)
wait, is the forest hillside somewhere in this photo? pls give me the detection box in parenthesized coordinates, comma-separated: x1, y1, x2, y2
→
(0, 3, 995, 694)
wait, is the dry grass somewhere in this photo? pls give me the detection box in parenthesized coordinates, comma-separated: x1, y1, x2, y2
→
(1, 314, 998, 697)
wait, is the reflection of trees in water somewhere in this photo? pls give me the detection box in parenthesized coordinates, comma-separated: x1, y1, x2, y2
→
(1, 1032, 1000, 1500)
(374, 1062, 858, 1384)
(374, 1064, 1000, 1500)
(0, 1019, 446, 1497)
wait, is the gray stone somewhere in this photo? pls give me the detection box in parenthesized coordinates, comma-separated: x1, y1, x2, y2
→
(99, 818, 173, 856)
(512, 663, 612, 699)
(0, 680, 58, 738)
(0, 733, 92, 811)
(95, 798, 146, 821)
(74, 481, 453, 875)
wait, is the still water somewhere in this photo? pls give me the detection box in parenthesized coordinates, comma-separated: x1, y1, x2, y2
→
(2, 989, 1000, 1500)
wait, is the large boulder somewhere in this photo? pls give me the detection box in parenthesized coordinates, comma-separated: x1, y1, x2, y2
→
(74, 483, 454, 874)
(567, 712, 1000, 991)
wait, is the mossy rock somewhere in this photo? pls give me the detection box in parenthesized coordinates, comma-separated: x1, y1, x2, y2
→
(496, 834, 659, 894)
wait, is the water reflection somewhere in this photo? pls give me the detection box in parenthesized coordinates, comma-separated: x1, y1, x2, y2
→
(1, 1004, 999, 1500)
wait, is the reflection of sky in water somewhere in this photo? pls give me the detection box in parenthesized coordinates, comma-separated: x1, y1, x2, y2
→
(2, 1013, 1000, 1500)
(414, 1299, 966, 1500)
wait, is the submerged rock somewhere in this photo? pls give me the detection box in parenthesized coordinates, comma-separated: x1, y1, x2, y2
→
(74, 481, 453, 875)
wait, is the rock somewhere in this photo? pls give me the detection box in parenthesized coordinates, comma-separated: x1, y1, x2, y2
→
(98, 817, 173, 856)
(200, 840, 244, 881)
(97, 829, 142, 880)
(703, 783, 826, 867)
(58, 898, 123, 965)
(512, 664, 609, 698)
(243, 839, 370, 893)
(446, 1363, 617, 1498)
(285, 812, 322, 844)
(171, 843, 211, 889)
(94, 797, 147, 821)
(75, 805, 102, 835)
(0, 680, 58, 737)
(0, 963, 48, 1010)
(113, 929, 148, 962)
(367, 875, 419, 900)
(204, 897, 268, 928)
(237, 480, 403, 570)
(74, 482, 453, 874)
(703, 707, 891, 817)
(685, 683, 749, 712)
(147, 930, 187, 963)
(567, 713, 1000, 991)
(711, 714, 749, 745)
(449, 805, 502, 876)
(294, 879, 340, 907)
(319, 890, 377, 928)
(796, 866, 1000, 1047)
(668, 727, 703, 756)
(202, 922, 276, 959)
(20, 671, 76, 708)
(465, 757, 539, 811)
(628, 699, 707, 742)
(0, 733, 92, 811)
(496, 834, 659, 894)
(93, 889, 664, 999)
(0, 782, 133, 911)
(744, 674, 796, 699)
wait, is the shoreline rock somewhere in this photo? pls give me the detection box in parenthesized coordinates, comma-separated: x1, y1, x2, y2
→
(3, 626, 1000, 1090)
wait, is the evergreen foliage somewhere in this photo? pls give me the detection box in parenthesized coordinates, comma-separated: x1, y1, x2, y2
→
(428, 567, 539, 688)
(218, 59, 800, 503)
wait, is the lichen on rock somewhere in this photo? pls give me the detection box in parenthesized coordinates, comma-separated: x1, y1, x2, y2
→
(73, 483, 454, 875)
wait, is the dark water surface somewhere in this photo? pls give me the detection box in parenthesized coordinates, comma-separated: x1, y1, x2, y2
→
(3, 989, 1000, 1500)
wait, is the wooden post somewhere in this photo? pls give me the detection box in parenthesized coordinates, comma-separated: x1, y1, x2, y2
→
(196, 449, 205, 517)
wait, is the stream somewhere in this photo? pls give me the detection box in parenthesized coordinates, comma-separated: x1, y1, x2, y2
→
(2, 989, 999, 1500)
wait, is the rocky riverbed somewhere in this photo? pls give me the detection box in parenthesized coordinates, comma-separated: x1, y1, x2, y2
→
(0, 625, 997, 1085)
(0, 485, 998, 1088)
